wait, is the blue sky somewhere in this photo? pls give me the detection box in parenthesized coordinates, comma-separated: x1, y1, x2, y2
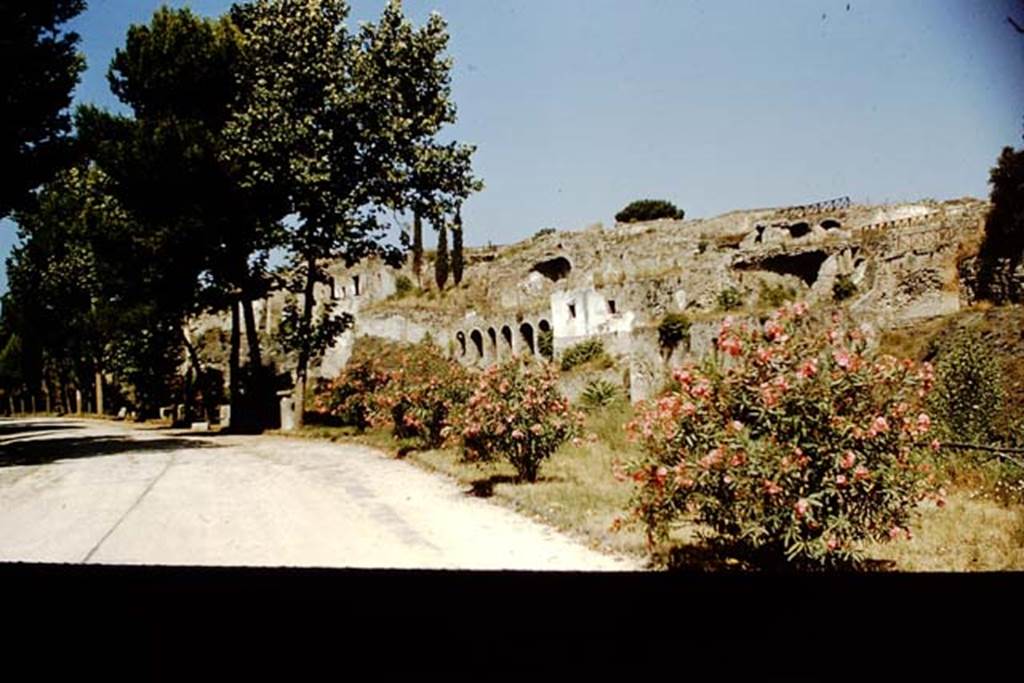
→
(2, 0, 1022, 292)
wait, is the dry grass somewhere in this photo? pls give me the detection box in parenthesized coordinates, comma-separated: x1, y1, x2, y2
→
(866, 492, 1024, 571)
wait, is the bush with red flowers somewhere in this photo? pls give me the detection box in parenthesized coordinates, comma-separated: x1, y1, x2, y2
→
(369, 340, 474, 448)
(460, 359, 584, 482)
(620, 303, 942, 568)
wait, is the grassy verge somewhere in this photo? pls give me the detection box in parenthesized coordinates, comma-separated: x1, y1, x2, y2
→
(287, 405, 1024, 571)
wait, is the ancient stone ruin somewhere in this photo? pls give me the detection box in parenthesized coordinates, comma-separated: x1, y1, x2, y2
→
(188, 196, 993, 403)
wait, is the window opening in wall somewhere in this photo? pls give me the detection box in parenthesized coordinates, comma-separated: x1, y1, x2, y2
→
(568, 302, 577, 319)
(330, 277, 338, 300)
(353, 275, 360, 296)
(608, 299, 617, 314)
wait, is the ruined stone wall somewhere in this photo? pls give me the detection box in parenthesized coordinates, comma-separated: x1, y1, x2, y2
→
(188, 196, 991, 403)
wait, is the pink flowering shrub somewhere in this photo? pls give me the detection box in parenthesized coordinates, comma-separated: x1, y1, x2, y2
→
(370, 341, 474, 448)
(621, 303, 941, 568)
(459, 359, 584, 482)
(313, 338, 400, 430)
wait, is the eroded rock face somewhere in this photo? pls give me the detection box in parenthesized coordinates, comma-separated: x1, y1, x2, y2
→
(189, 197, 991, 402)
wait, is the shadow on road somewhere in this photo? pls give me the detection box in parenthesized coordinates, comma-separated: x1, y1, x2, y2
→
(0, 421, 85, 439)
(0, 434, 223, 468)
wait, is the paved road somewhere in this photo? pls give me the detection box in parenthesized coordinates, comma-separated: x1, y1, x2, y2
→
(0, 418, 636, 570)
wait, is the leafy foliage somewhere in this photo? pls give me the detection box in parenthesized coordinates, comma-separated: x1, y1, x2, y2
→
(717, 287, 744, 311)
(460, 360, 584, 481)
(832, 274, 858, 302)
(534, 227, 556, 239)
(620, 304, 941, 568)
(394, 274, 414, 298)
(0, 0, 86, 217)
(977, 145, 1024, 302)
(758, 281, 797, 308)
(560, 338, 608, 371)
(537, 327, 554, 360)
(580, 378, 622, 411)
(224, 0, 480, 424)
(615, 199, 685, 223)
(657, 313, 691, 351)
(928, 329, 1005, 446)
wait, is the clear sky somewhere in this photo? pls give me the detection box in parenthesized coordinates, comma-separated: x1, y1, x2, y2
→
(2, 0, 1022, 293)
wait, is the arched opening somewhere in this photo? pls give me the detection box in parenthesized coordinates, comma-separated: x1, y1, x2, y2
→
(487, 327, 498, 360)
(519, 322, 535, 356)
(530, 256, 572, 283)
(537, 319, 553, 360)
(470, 329, 484, 360)
(501, 325, 514, 354)
(786, 222, 811, 238)
(456, 331, 467, 357)
(820, 219, 841, 230)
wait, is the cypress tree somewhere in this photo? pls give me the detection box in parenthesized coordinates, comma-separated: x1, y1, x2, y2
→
(452, 206, 464, 286)
(434, 220, 449, 291)
(412, 210, 424, 288)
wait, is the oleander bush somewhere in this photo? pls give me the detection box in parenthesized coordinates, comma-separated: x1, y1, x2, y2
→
(459, 360, 584, 482)
(618, 303, 942, 569)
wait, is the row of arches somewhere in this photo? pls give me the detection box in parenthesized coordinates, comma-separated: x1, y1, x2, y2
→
(454, 319, 553, 365)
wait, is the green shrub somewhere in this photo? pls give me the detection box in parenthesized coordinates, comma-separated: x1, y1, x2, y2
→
(657, 313, 691, 351)
(459, 360, 584, 481)
(717, 287, 743, 311)
(537, 327, 554, 360)
(832, 274, 857, 302)
(534, 227, 556, 239)
(620, 303, 940, 569)
(615, 199, 685, 223)
(928, 329, 1005, 446)
(580, 378, 621, 411)
(560, 338, 607, 371)
(758, 281, 797, 308)
(394, 274, 414, 298)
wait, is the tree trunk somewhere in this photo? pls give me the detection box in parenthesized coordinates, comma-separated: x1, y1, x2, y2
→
(294, 254, 318, 430)
(240, 293, 265, 431)
(182, 327, 203, 424)
(95, 370, 104, 416)
(241, 295, 262, 371)
(75, 389, 82, 415)
(229, 297, 241, 429)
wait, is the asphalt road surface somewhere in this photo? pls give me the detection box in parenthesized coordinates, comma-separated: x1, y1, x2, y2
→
(0, 418, 636, 570)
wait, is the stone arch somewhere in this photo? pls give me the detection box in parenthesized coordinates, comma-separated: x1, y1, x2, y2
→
(519, 322, 535, 356)
(786, 222, 811, 238)
(820, 219, 841, 230)
(537, 319, 553, 360)
(470, 329, 485, 361)
(501, 325, 514, 355)
(487, 327, 498, 361)
(530, 256, 572, 283)
(456, 331, 467, 357)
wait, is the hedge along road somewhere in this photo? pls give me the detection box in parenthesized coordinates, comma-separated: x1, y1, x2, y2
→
(0, 418, 637, 570)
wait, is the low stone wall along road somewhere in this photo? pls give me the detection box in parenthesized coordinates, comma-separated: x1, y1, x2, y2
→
(0, 418, 636, 570)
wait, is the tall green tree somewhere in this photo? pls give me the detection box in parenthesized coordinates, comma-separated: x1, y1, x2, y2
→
(434, 219, 449, 291)
(451, 205, 464, 286)
(0, 0, 87, 217)
(225, 0, 480, 427)
(79, 6, 284, 426)
(977, 144, 1024, 303)
(412, 211, 424, 288)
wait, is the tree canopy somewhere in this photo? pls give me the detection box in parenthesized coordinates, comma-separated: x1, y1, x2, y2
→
(0, 0, 87, 218)
(615, 199, 685, 223)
